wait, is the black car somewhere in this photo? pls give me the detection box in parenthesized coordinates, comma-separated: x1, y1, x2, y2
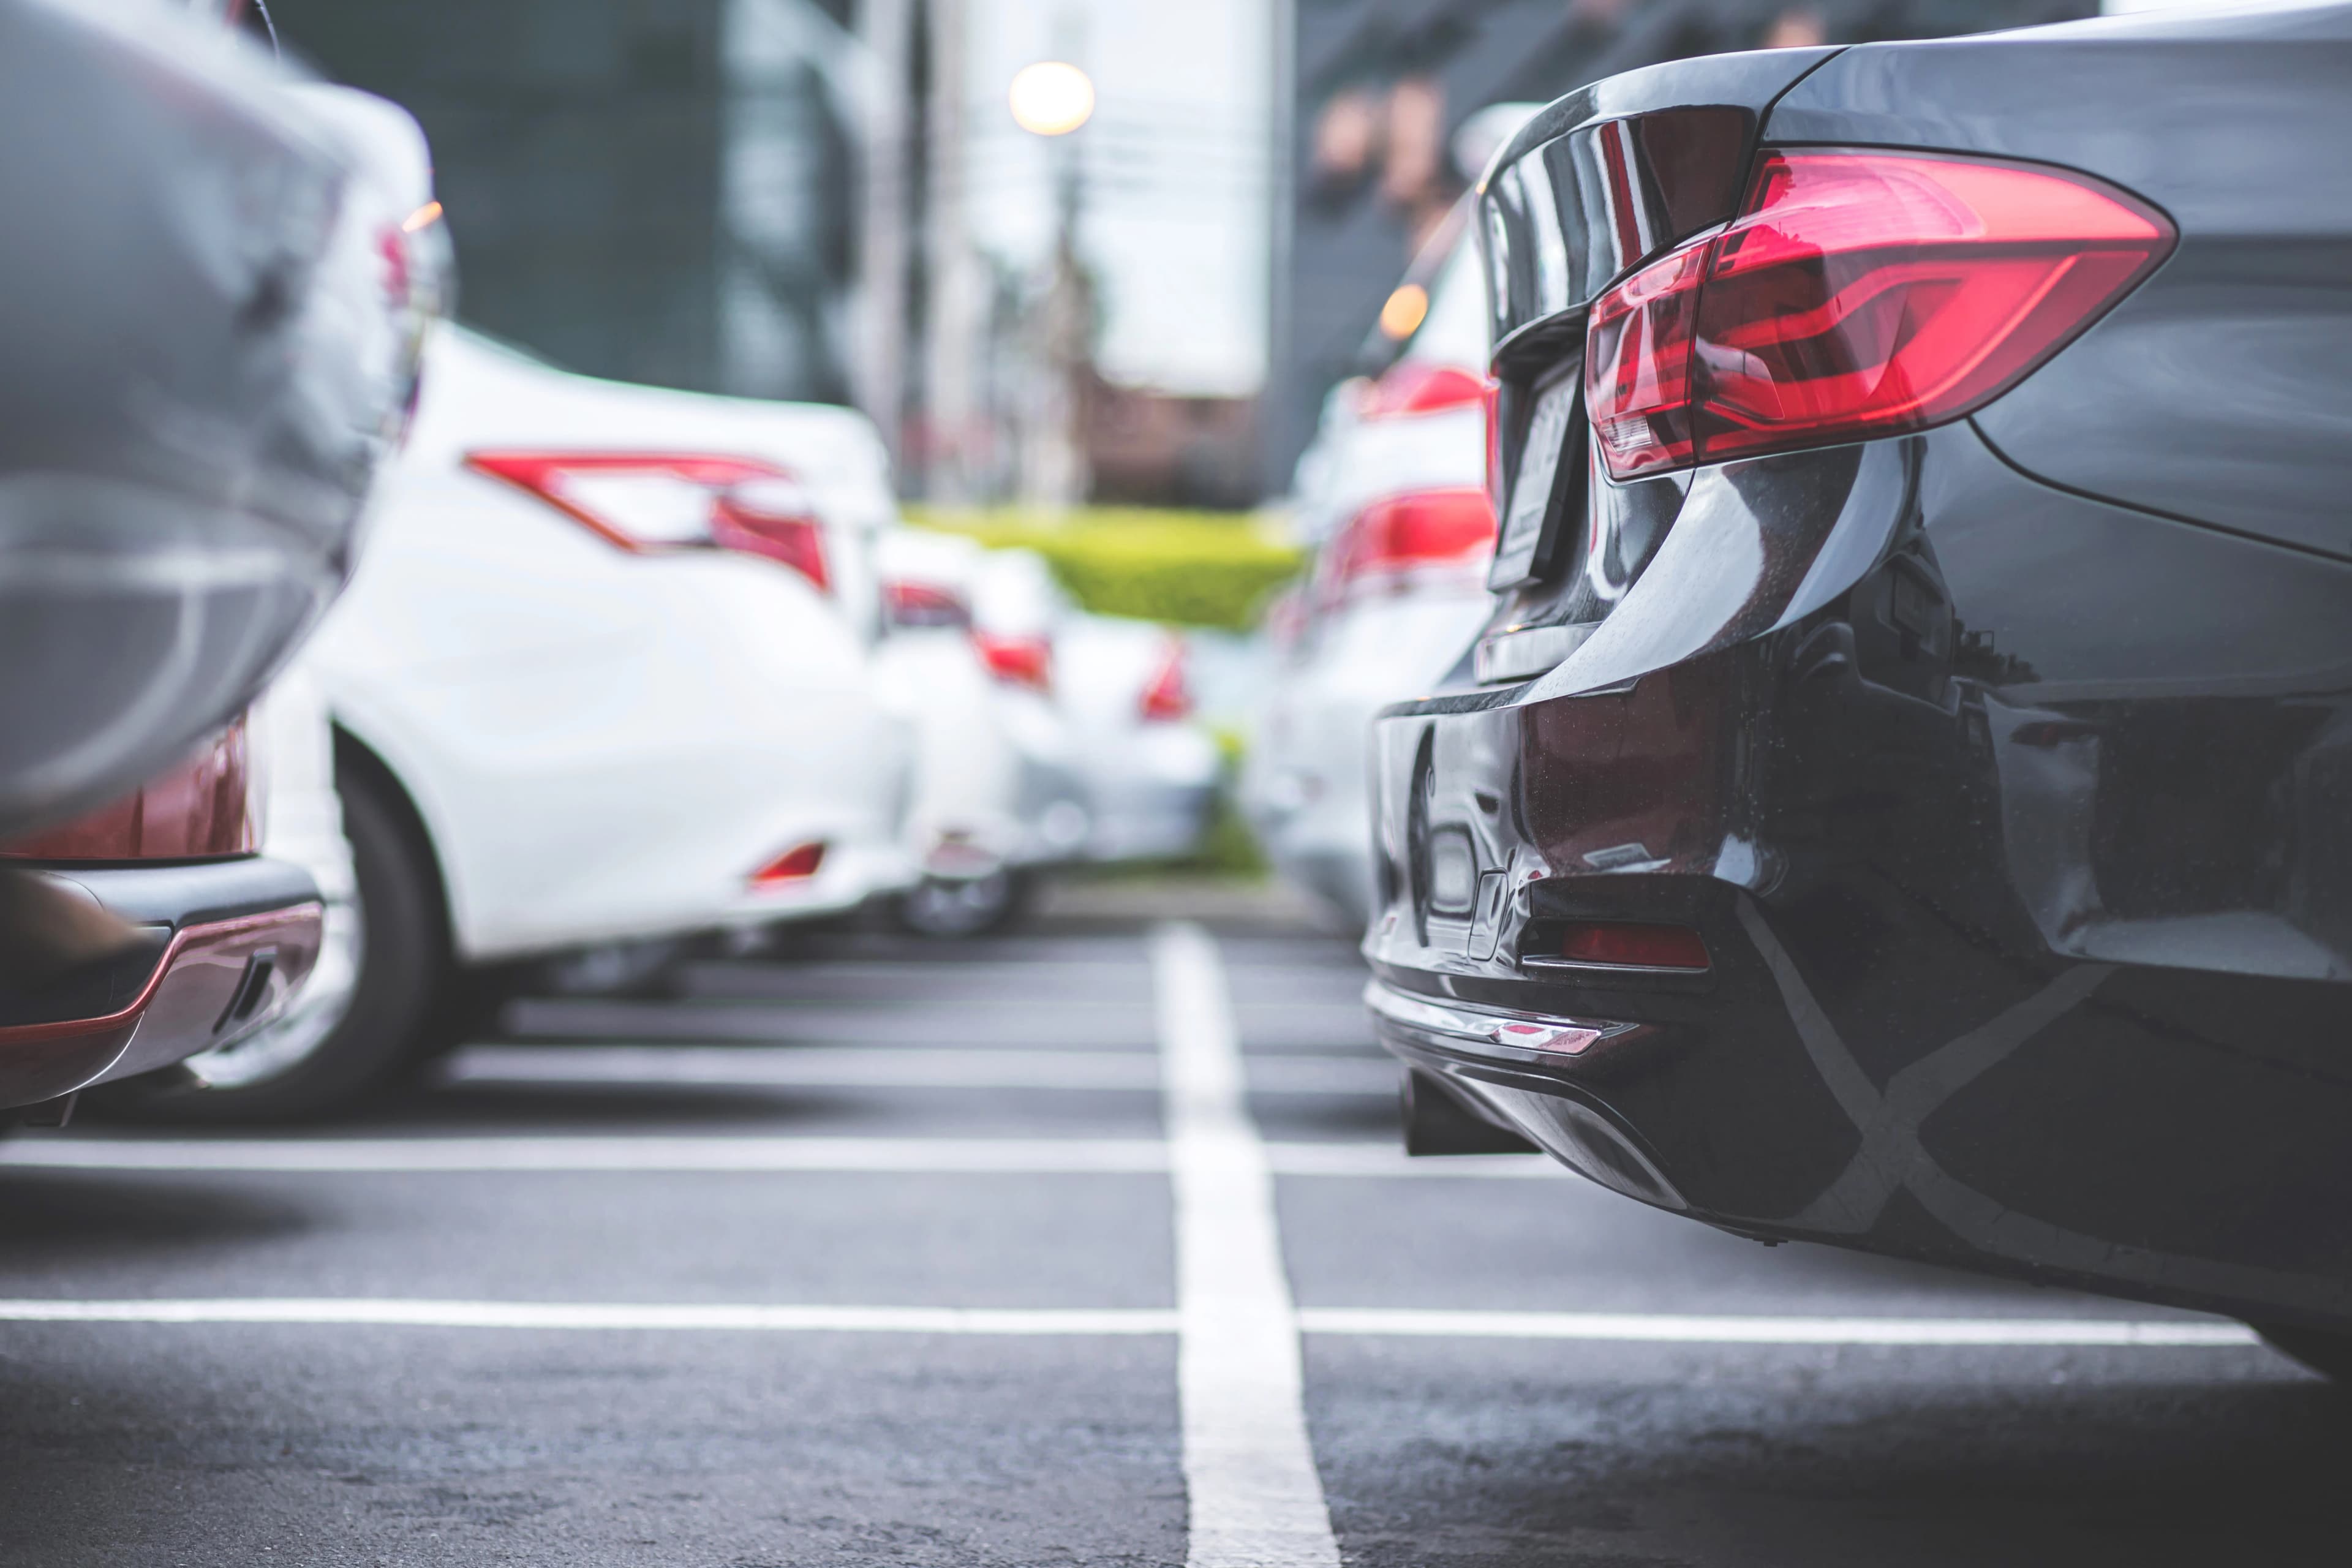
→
(1364, 4, 2352, 1370)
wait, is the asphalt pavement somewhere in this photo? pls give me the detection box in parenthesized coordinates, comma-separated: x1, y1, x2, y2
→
(0, 897, 2345, 1565)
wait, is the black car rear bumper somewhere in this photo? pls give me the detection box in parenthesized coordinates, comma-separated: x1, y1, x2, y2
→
(1366, 421, 2352, 1332)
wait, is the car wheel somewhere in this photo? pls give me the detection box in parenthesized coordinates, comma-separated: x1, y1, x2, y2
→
(890, 869, 1033, 938)
(2254, 1323, 2352, 1382)
(104, 763, 449, 1123)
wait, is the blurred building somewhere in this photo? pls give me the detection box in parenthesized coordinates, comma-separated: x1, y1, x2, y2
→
(288, 0, 862, 405)
(1265, 0, 2101, 496)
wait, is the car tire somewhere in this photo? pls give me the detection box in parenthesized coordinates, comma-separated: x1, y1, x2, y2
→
(2254, 1323, 2352, 1382)
(889, 869, 1033, 938)
(104, 763, 450, 1124)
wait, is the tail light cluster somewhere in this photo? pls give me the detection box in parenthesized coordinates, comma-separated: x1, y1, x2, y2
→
(467, 452, 831, 594)
(1357, 361, 1488, 421)
(884, 579, 974, 630)
(1, 718, 257, 863)
(1580, 150, 2175, 480)
(1317, 487, 1497, 607)
(974, 633, 1054, 695)
(1137, 640, 1192, 723)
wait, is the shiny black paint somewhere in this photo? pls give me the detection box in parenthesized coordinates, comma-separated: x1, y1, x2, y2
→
(1369, 414, 2352, 1329)
(1765, 6, 2352, 560)
(1478, 48, 1834, 606)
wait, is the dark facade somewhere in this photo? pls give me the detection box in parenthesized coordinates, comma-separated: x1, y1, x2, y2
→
(287, 0, 854, 401)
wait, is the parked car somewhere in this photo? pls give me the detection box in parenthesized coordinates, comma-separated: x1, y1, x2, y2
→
(0, 0, 435, 839)
(1055, 613, 1221, 865)
(0, 711, 326, 1123)
(971, 549, 1221, 867)
(1243, 203, 1499, 928)
(1363, 7, 2352, 1374)
(872, 527, 1057, 935)
(129, 324, 918, 1120)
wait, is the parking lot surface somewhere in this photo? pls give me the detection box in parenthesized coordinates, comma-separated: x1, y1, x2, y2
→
(0, 907, 2343, 1566)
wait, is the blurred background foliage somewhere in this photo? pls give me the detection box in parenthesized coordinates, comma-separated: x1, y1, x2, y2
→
(908, 507, 1304, 630)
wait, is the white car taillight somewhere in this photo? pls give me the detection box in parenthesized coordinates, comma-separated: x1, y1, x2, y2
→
(467, 451, 831, 594)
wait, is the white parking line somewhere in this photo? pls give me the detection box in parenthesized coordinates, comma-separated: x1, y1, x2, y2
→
(0, 1298, 2257, 1348)
(440, 1044, 1396, 1096)
(0, 1136, 1176, 1174)
(1294, 1308, 2260, 1348)
(0, 1299, 1175, 1333)
(1155, 922, 1343, 1568)
(0, 1136, 1558, 1178)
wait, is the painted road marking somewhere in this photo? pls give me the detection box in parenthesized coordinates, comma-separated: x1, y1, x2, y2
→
(1293, 1308, 2259, 1347)
(1155, 922, 1343, 1568)
(0, 1299, 2257, 1347)
(440, 1044, 1395, 1095)
(0, 1136, 1555, 1178)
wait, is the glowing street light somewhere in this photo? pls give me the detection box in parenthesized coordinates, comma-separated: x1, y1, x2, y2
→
(1008, 61, 1095, 137)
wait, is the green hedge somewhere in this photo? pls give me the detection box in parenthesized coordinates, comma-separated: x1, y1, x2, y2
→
(907, 506, 1303, 631)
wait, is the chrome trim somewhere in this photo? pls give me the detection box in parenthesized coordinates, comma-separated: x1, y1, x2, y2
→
(1520, 956, 1709, 978)
(1363, 979, 1623, 1063)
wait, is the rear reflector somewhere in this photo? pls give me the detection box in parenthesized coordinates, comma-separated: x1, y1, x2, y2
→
(1137, 639, 1192, 723)
(467, 452, 831, 595)
(973, 633, 1053, 694)
(1556, 922, 1710, 971)
(1584, 149, 2174, 478)
(750, 842, 827, 885)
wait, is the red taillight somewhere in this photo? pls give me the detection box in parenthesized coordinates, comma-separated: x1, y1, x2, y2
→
(884, 579, 974, 630)
(1358, 361, 1488, 421)
(750, 842, 827, 885)
(1137, 639, 1192, 723)
(1321, 487, 1496, 604)
(1584, 149, 2174, 479)
(974, 633, 1054, 693)
(467, 451, 831, 595)
(1, 718, 257, 862)
(1558, 922, 1710, 971)
(712, 480, 828, 592)
(1586, 240, 1707, 477)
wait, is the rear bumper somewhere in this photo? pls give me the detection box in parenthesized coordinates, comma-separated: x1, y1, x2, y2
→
(0, 858, 323, 1110)
(1365, 422, 2352, 1331)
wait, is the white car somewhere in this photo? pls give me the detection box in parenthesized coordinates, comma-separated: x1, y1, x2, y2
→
(1242, 200, 1499, 929)
(1054, 614, 1221, 864)
(971, 551, 1219, 870)
(140, 324, 917, 1118)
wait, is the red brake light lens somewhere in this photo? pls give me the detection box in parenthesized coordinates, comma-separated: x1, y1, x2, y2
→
(1558, 922, 1710, 971)
(1320, 488, 1496, 605)
(467, 452, 831, 595)
(1583, 150, 2174, 479)
(973, 633, 1054, 694)
(1358, 361, 1488, 421)
(1137, 639, 1192, 723)
(750, 842, 827, 885)
(884, 579, 974, 630)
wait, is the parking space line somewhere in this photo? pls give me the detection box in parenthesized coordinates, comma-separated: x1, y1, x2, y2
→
(1155, 922, 1343, 1568)
(0, 1299, 1177, 1333)
(1296, 1308, 2260, 1347)
(0, 1136, 1557, 1178)
(0, 1298, 2258, 1347)
(440, 1044, 1396, 1096)
(0, 1137, 1177, 1174)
